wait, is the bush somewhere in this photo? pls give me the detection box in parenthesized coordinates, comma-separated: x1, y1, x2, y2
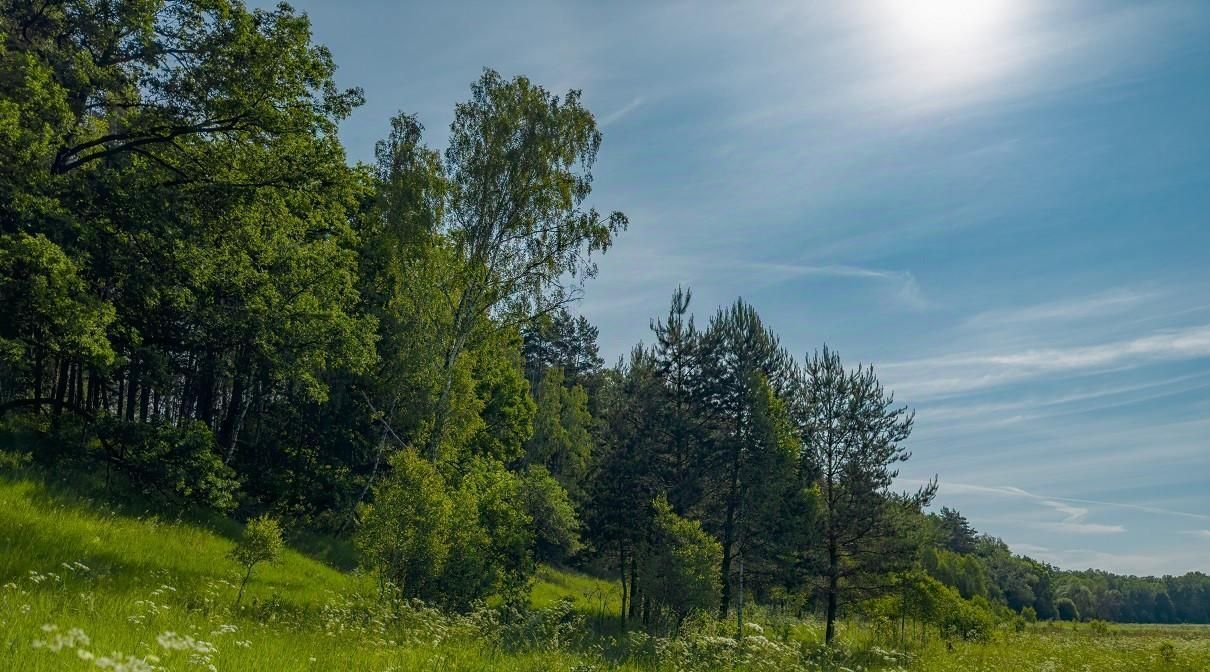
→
(641, 496, 722, 625)
(93, 418, 238, 510)
(357, 451, 534, 611)
(438, 457, 533, 610)
(355, 449, 452, 599)
(1056, 597, 1080, 622)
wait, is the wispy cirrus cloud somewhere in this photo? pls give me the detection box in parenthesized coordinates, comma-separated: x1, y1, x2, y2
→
(1181, 530, 1210, 540)
(963, 288, 1159, 329)
(920, 480, 1210, 522)
(600, 96, 645, 126)
(883, 323, 1210, 400)
(1035, 499, 1125, 535)
(736, 261, 928, 311)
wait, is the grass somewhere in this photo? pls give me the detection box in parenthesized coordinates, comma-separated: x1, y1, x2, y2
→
(2, 471, 1209, 671)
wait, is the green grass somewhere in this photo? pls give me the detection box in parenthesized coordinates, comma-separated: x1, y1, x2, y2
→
(531, 564, 621, 613)
(2, 472, 1209, 671)
(0, 474, 634, 671)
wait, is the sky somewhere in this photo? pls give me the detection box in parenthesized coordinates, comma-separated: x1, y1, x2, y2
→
(260, 0, 1210, 576)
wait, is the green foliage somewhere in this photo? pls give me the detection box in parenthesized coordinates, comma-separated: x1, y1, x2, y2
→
(355, 449, 452, 599)
(519, 465, 582, 564)
(797, 345, 936, 642)
(0, 233, 115, 377)
(357, 450, 534, 611)
(438, 457, 533, 610)
(1057, 597, 1081, 622)
(922, 546, 991, 600)
(642, 496, 722, 624)
(231, 516, 285, 569)
(230, 514, 284, 607)
(92, 418, 238, 511)
(525, 366, 594, 496)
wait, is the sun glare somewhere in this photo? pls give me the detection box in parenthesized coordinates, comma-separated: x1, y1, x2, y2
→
(886, 0, 1013, 50)
(867, 0, 1022, 96)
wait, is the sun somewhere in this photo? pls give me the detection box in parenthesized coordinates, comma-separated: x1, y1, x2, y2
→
(864, 0, 1022, 96)
(884, 0, 1014, 50)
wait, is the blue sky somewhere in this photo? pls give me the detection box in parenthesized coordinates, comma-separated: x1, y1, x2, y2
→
(267, 0, 1210, 575)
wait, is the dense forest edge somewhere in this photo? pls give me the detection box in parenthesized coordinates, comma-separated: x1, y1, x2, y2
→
(1, 3, 1208, 668)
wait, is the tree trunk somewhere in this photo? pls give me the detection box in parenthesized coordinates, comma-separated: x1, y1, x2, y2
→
(33, 349, 44, 414)
(139, 377, 150, 422)
(53, 359, 70, 416)
(628, 554, 640, 620)
(74, 363, 84, 410)
(125, 362, 138, 421)
(115, 370, 124, 418)
(825, 540, 839, 644)
(197, 351, 216, 427)
(220, 356, 250, 463)
(718, 447, 741, 618)
(234, 564, 255, 609)
(619, 542, 628, 626)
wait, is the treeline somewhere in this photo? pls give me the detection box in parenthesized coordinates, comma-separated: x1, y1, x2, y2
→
(923, 507, 1210, 625)
(1, 0, 1205, 640)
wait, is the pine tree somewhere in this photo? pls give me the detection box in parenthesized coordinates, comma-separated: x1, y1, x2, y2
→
(796, 346, 936, 644)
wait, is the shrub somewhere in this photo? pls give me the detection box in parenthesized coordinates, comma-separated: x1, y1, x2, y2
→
(641, 496, 722, 625)
(357, 451, 535, 611)
(438, 457, 533, 610)
(355, 449, 452, 599)
(93, 418, 238, 510)
(1056, 597, 1080, 622)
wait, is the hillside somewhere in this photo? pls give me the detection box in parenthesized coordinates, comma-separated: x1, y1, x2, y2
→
(0, 475, 619, 671)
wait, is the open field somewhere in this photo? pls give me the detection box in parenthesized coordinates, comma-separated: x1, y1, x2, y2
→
(2, 475, 1208, 672)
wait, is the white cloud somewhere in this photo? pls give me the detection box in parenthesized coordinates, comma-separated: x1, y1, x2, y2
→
(922, 480, 1210, 522)
(883, 323, 1210, 399)
(964, 288, 1158, 329)
(600, 97, 645, 126)
(736, 261, 928, 311)
(1182, 530, 1210, 540)
(1033, 500, 1125, 535)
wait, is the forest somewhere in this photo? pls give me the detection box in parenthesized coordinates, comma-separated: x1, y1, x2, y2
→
(1, 3, 1208, 670)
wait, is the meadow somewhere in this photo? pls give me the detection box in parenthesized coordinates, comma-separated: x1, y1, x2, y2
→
(2, 475, 1207, 672)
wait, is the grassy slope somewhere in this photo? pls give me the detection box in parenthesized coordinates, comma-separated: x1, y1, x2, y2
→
(2, 474, 1209, 671)
(0, 476, 621, 671)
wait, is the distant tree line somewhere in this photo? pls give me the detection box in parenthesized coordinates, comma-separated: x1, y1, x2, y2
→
(923, 507, 1210, 624)
(1, 0, 1205, 640)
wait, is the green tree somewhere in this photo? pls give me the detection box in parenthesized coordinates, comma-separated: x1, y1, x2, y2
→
(642, 496, 722, 626)
(0, 233, 114, 413)
(796, 346, 936, 644)
(355, 449, 452, 600)
(696, 299, 797, 617)
(932, 506, 979, 555)
(519, 464, 582, 564)
(231, 514, 284, 608)
(525, 367, 593, 498)
(1056, 597, 1080, 621)
(425, 69, 626, 459)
